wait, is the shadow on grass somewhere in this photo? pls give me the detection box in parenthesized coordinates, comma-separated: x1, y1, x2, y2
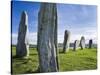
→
(29, 53, 37, 56)
(25, 68, 40, 74)
(12, 55, 18, 59)
(59, 51, 64, 54)
(12, 55, 31, 60)
(12, 55, 32, 63)
(59, 49, 75, 54)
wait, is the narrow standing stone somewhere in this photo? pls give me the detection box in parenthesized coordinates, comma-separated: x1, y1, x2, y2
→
(16, 11, 29, 58)
(63, 30, 70, 53)
(89, 39, 93, 49)
(37, 3, 59, 72)
(80, 36, 85, 50)
(73, 40, 80, 51)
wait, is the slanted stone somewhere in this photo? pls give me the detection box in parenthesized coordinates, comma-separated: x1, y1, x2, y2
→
(16, 11, 29, 58)
(89, 39, 93, 49)
(80, 36, 85, 49)
(73, 40, 80, 51)
(63, 30, 70, 53)
(37, 3, 59, 72)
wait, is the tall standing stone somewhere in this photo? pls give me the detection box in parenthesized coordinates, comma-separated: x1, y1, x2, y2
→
(37, 3, 59, 72)
(16, 11, 29, 58)
(63, 30, 70, 53)
(80, 36, 85, 49)
(73, 40, 80, 51)
(89, 39, 93, 49)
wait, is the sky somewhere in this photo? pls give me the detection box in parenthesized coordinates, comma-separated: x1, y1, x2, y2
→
(11, 1, 97, 45)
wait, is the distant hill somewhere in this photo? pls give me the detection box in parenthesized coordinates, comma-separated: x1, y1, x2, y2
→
(11, 43, 97, 48)
(58, 43, 97, 48)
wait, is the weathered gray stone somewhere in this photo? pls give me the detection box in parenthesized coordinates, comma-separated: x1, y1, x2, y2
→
(63, 30, 70, 53)
(80, 36, 85, 49)
(16, 11, 29, 58)
(37, 3, 59, 72)
(89, 39, 93, 49)
(73, 40, 80, 51)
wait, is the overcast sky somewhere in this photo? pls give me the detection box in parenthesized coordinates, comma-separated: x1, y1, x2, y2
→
(11, 1, 97, 45)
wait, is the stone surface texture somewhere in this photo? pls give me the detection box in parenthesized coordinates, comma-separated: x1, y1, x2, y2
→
(37, 3, 59, 72)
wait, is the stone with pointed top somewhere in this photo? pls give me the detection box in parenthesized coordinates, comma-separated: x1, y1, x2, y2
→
(16, 11, 29, 58)
(80, 36, 85, 49)
(63, 30, 70, 53)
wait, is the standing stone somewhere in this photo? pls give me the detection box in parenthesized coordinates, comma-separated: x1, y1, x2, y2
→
(63, 30, 70, 53)
(37, 3, 59, 72)
(89, 39, 93, 49)
(73, 40, 80, 51)
(80, 36, 85, 49)
(16, 11, 29, 58)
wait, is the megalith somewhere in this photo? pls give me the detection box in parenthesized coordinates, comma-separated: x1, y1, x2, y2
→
(73, 40, 80, 51)
(63, 30, 70, 53)
(37, 3, 59, 72)
(80, 36, 85, 49)
(89, 39, 93, 49)
(16, 11, 29, 58)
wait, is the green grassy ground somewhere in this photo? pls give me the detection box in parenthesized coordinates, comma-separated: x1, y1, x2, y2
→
(11, 46, 97, 74)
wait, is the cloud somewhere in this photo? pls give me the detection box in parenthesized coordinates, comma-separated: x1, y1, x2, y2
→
(12, 26, 97, 45)
(58, 26, 97, 44)
(28, 32, 37, 44)
(11, 33, 18, 45)
(12, 2, 97, 45)
(11, 32, 37, 45)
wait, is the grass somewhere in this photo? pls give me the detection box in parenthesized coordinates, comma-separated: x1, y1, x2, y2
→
(59, 48, 97, 71)
(11, 46, 97, 74)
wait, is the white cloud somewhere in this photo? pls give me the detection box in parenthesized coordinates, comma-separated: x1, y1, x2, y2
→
(12, 26, 97, 45)
(58, 26, 97, 44)
(28, 32, 37, 44)
(11, 33, 18, 45)
(11, 32, 37, 45)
